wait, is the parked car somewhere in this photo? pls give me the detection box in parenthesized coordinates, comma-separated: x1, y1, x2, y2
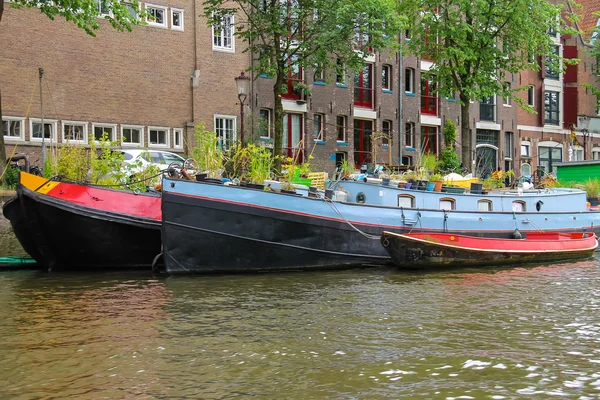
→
(120, 149, 186, 177)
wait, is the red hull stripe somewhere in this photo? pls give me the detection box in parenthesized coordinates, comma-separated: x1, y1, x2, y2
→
(44, 181, 162, 220)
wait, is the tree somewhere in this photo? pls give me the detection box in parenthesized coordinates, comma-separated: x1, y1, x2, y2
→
(397, 0, 579, 172)
(204, 0, 402, 172)
(0, 0, 143, 178)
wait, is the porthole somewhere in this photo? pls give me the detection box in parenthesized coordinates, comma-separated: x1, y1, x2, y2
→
(356, 192, 366, 203)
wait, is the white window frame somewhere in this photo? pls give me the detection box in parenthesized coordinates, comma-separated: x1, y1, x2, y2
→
(212, 14, 234, 52)
(94, 0, 112, 17)
(145, 3, 168, 28)
(382, 65, 392, 91)
(593, 147, 600, 160)
(121, 125, 144, 147)
(62, 120, 88, 144)
(521, 141, 531, 157)
(2, 117, 25, 141)
(527, 86, 535, 107)
(148, 126, 170, 148)
(29, 119, 57, 142)
(173, 128, 184, 149)
(124, 1, 140, 19)
(260, 109, 271, 139)
(92, 123, 117, 142)
(171, 7, 184, 31)
(313, 113, 324, 141)
(214, 115, 237, 150)
(405, 68, 414, 93)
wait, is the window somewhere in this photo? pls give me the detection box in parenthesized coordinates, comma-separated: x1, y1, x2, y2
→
(259, 109, 271, 138)
(504, 132, 513, 159)
(173, 128, 183, 149)
(503, 82, 511, 106)
(313, 113, 324, 141)
(30, 119, 57, 142)
(527, 86, 535, 107)
(545, 45, 560, 80)
(354, 64, 373, 108)
(405, 122, 415, 148)
(521, 143, 530, 157)
(421, 126, 438, 155)
(405, 29, 411, 40)
(420, 75, 437, 115)
(521, 163, 532, 177)
(215, 116, 236, 150)
(313, 64, 325, 83)
(381, 120, 391, 145)
(149, 127, 169, 147)
(593, 147, 600, 160)
(397, 194, 415, 208)
(538, 145, 562, 173)
(336, 59, 347, 85)
(336, 116, 347, 142)
(512, 200, 526, 212)
(145, 4, 167, 28)
(478, 200, 492, 211)
(212, 14, 234, 51)
(548, 25, 557, 37)
(405, 68, 414, 93)
(124, 2, 139, 18)
(545, 91, 560, 125)
(92, 123, 115, 142)
(382, 65, 392, 91)
(121, 125, 143, 146)
(439, 198, 455, 211)
(572, 146, 584, 161)
(480, 96, 495, 121)
(162, 152, 184, 165)
(171, 8, 183, 31)
(94, 0, 111, 16)
(2, 118, 23, 140)
(282, 53, 303, 100)
(62, 121, 87, 143)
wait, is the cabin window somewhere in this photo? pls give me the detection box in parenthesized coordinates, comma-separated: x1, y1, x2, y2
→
(397, 195, 415, 208)
(440, 198, 455, 211)
(512, 200, 526, 212)
(478, 200, 492, 211)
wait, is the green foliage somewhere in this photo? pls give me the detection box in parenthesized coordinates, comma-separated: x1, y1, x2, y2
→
(443, 119, 457, 147)
(190, 123, 223, 179)
(203, 0, 402, 172)
(583, 178, 600, 198)
(6, 0, 145, 36)
(55, 143, 90, 182)
(2, 166, 19, 189)
(438, 146, 461, 174)
(88, 133, 124, 184)
(246, 144, 274, 185)
(419, 153, 438, 172)
(398, 0, 580, 169)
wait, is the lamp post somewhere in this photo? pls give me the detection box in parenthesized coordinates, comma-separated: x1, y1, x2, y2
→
(579, 115, 590, 160)
(234, 71, 251, 147)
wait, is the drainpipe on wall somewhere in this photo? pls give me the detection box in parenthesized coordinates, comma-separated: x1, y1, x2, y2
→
(398, 33, 403, 165)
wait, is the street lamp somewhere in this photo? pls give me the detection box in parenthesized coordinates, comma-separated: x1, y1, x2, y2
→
(234, 71, 251, 147)
(579, 115, 591, 160)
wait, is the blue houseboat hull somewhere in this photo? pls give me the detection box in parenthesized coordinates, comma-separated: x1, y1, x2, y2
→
(161, 178, 600, 273)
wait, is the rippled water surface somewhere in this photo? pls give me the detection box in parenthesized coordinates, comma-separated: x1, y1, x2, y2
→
(2, 257, 600, 399)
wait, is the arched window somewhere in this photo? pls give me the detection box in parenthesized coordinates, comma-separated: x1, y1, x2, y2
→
(478, 200, 493, 211)
(512, 200, 526, 212)
(440, 198, 455, 210)
(398, 194, 415, 208)
(521, 163, 532, 178)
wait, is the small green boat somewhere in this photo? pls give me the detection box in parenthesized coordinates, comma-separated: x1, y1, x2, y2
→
(0, 256, 39, 270)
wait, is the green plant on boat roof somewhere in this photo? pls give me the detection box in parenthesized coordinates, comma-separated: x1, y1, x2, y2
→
(246, 144, 274, 185)
(191, 123, 223, 179)
(583, 178, 600, 198)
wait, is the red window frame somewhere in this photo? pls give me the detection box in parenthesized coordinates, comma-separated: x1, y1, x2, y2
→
(354, 64, 374, 108)
(420, 76, 438, 116)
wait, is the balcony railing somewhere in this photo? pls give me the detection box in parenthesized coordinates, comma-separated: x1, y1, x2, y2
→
(354, 87, 374, 108)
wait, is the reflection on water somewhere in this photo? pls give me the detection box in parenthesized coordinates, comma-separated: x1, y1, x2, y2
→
(1, 259, 600, 398)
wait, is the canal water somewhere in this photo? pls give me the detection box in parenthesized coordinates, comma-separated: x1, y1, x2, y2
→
(1, 242, 600, 398)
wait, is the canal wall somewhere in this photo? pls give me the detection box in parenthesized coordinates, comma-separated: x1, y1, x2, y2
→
(0, 190, 27, 257)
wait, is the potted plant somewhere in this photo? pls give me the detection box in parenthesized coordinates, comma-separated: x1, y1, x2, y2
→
(247, 144, 274, 189)
(429, 173, 444, 192)
(583, 178, 600, 206)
